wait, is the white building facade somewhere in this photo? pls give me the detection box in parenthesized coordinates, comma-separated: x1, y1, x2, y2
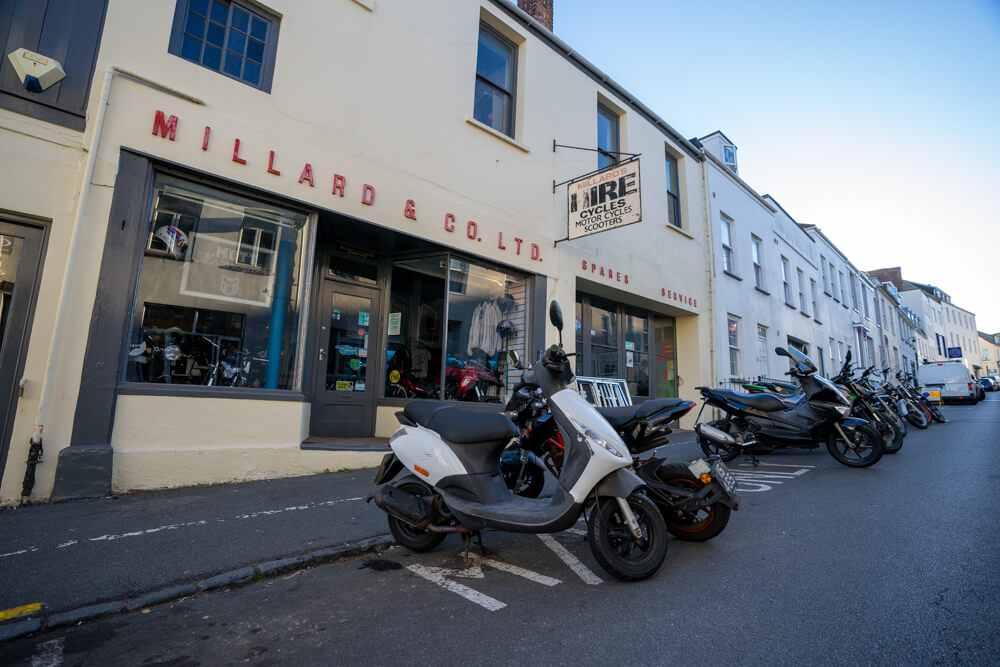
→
(0, 0, 716, 504)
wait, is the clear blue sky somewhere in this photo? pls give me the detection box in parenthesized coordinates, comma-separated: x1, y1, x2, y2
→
(555, 0, 1000, 334)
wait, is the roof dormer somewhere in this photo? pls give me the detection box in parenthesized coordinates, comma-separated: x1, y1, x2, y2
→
(697, 131, 738, 175)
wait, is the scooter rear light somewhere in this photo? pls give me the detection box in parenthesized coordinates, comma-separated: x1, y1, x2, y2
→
(699, 473, 712, 484)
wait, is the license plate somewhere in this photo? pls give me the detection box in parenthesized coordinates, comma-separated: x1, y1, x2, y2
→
(711, 460, 737, 495)
(927, 390, 940, 400)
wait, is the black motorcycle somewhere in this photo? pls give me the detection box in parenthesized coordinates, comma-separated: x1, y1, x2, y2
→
(830, 357, 904, 455)
(501, 377, 740, 542)
(696, 346, 885, 468)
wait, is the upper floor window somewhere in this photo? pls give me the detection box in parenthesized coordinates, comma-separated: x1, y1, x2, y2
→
(720, 216, 734, 274)
(781, 257, 793, 304)
(829, 263, 838, 299)
(810, 279, 819, 320)
(169, 0, 279, 92)
(751, 235, 764, 289)
(722, 144, 737, 171)
(473, 24, 516, 137)
(597, 103, 620, 170)
(665, 152, 681, 228)
(820, 255, 828, 293)
(797, 269, 807, 314)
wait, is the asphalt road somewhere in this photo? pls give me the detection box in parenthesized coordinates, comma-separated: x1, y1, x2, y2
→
(3, 396, 999, 665)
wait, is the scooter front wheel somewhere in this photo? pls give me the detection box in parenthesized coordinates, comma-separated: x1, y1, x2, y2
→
(826, 423, 885, 468)
(387, 480, 447, 552)
(587, 493, 668, 582)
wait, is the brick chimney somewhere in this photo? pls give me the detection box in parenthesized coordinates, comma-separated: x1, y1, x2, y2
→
(868, 267, 904, 291)
(518, 0, 553, 31)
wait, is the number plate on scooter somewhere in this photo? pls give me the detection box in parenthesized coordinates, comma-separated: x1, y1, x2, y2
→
(711, 461, 737, 495)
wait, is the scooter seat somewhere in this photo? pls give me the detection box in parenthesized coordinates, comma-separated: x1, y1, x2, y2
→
(596, 398, 688, 429)
(403, 401, 518, 444)
(711, 389, 787, 412)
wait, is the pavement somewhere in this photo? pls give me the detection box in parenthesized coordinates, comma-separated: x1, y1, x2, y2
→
(0, 428, 700, 642)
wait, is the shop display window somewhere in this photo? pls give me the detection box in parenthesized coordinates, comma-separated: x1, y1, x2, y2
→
(576, 292, 676, 398)
(125, 174, 308, 390)
(385, 255, 527, 403)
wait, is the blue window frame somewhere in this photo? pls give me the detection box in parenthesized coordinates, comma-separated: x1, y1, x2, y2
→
(169, 0, 279, 92)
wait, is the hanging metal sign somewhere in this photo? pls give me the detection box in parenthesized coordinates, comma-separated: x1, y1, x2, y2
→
(567, 158, 642, 240)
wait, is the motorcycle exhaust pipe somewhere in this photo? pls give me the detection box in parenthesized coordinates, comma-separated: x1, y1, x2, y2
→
(695, 423, 736, 446)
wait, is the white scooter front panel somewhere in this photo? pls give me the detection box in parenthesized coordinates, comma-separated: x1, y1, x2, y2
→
(389, 425, 468, 486)
(548, 388, 633, 504)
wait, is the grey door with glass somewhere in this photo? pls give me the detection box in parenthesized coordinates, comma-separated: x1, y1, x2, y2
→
(0, 221, 45, 475)
(311, 281, 379, 437)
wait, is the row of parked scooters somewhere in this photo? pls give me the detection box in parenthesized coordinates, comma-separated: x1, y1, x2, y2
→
(367, 301, 946, 583)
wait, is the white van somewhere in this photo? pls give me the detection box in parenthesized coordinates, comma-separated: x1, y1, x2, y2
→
(917, 361, 977, 404)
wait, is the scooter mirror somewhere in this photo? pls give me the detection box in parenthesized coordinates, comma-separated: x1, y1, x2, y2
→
(507, 350, 523, 370)
(774, 346, 789, 358)
(549, 301, 564, 332)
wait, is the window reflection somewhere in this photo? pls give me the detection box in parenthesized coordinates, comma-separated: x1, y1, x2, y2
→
(126, 175, 307, 389)
(384, 255, 527, 403)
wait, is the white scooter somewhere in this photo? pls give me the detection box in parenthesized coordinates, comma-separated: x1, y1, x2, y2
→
(369, 301, 668, 581)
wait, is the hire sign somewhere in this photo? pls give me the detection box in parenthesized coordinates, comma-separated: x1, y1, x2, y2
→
(567, 158, 641, 240)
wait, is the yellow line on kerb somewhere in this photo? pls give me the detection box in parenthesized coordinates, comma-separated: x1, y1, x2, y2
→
(0, 602, 42, 621)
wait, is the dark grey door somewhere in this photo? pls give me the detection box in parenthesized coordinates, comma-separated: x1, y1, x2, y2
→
(0, 221, 45, 475)
(310, 281, 379, 437)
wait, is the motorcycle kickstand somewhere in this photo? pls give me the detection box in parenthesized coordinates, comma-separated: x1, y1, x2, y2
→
(744, 449, 760, 467)
(461, 532, 486, 569)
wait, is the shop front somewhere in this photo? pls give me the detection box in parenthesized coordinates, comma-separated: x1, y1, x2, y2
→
(51, 147, 545, 498)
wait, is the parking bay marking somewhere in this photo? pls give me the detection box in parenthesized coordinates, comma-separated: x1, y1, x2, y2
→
(407, 552, 562, 612)
(405, 532, 605, 611)
(731, 463, 813, 492)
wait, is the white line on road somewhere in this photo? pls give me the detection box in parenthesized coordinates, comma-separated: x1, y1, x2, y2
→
(30, 637, 64, 667)
(406, 564, 506, 611)
(476, 556, 562, 586)
(3, 497, 367, 560)
(538, 534, 603, 585)
(736, 463, 815, 468)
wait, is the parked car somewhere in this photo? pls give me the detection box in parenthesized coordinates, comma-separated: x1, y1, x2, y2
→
(973, 378, 986, 401)
(917, 361, 979, 404)
(979, 377, 998, 392)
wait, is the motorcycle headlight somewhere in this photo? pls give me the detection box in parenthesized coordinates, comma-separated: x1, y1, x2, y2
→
(569, 417, 624, 459)
(836, 405, 851, 416)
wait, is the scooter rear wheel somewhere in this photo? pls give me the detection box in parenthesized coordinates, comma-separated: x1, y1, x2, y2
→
(387, 480, 447, 552)
(654, 463, 732, 542)
(587, 493, 668, 582)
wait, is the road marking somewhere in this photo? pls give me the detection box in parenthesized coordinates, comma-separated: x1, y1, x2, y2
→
(736, 463, 815, 468)
(730, 464, 812, 492)
(0, 602, 42, 621)
(474, 555, 561, 586)
(538, 534, 603, 585)
(2, 497, 366, 560)
(406, 564, 506, 611)
(29, 637, 64, 667)
(0, 547, 39, 559)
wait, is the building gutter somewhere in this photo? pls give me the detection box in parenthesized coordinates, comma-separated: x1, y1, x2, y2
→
(22, 66, 203, 503)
